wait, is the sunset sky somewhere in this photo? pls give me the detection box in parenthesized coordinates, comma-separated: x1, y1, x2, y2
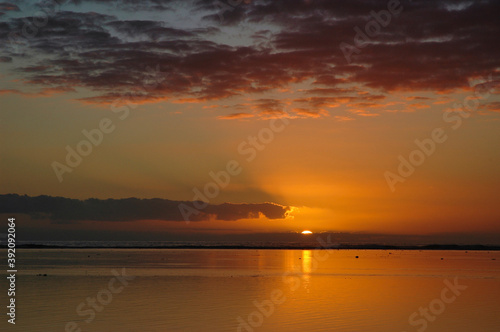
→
(1, 0, 499, 241)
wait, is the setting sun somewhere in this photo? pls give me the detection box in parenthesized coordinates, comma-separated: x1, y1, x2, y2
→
(301, 230, 313, 235)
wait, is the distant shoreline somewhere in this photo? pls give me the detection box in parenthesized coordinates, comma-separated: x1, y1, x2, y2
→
(4, 244, 500, 250)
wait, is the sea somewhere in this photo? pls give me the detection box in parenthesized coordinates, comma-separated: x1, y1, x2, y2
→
(1, 243, 499, 331)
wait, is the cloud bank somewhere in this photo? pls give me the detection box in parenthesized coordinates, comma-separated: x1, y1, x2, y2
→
(0, 194, 291, 222)
(1, 0, 499, 119)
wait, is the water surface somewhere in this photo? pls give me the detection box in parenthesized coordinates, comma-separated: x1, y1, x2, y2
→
(1, 249, 499, 331)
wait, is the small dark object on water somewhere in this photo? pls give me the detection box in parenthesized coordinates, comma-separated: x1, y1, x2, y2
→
(441, 258, 444, 260)
(355, 256, 359, 258)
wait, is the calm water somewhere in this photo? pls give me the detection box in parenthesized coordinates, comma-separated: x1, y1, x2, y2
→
(1, 249, 499, 331)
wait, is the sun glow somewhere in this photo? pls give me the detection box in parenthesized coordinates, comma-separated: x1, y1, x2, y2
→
(301, 230, 313, 235)
(285, 206, 299, 219)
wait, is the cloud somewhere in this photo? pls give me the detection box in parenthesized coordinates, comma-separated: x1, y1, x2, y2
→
(405, 96, 432, 101)
(0, 89, 20, 95)
(67, 0, 177, 11)
(217, 98, 333, 120)
(0, 194, 291, 222)
(348, 109, 380, 117)
(0, 86, 76, 97)
(0, 0, 499, 118)
(334, 115, 354, 122)
(0, 2, 19, 11)
(292, 108, 329, 118)
(481, 102, 500, 112)
(218, 112, 255, 120)
(410, 102, 431, 109)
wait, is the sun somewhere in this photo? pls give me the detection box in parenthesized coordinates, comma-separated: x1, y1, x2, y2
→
(301, 230, 313, 235)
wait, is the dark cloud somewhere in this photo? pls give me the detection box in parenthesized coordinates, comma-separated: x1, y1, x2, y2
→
(0, 0, 499, 116)
(106, 20, 194, 40)
(0, 2, 19, 11)
(67, 0, 177, 11)
(0, 194, 291, 222)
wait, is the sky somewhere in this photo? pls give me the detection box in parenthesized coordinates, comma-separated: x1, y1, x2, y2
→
(0, 0, 499, 243)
